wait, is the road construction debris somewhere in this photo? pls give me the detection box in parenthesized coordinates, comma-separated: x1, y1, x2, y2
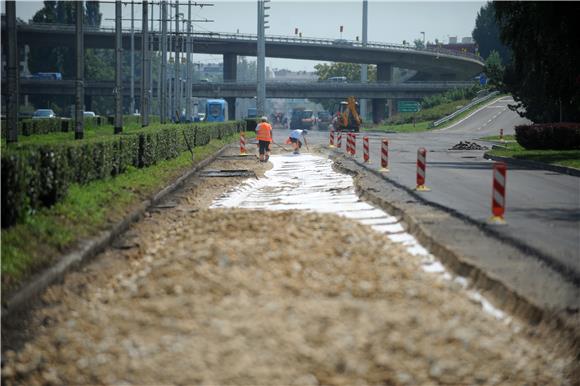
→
(449, 141, 489, 150)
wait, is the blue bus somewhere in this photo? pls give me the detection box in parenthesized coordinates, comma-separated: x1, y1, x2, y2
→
(205, 99, 228, 122)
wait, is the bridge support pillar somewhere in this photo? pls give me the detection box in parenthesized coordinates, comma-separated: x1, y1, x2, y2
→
(372, 63, 392, 123)
(223, 53, 237, 119)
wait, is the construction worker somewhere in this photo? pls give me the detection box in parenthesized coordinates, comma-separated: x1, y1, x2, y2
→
(255, 116, 273, 162)
(286, 129, 308, 154)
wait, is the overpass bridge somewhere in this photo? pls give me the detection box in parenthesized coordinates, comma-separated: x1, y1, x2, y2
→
(2, 22, 484, 121)
(9, 79, 475, 99)
(5, 23, 483, 82)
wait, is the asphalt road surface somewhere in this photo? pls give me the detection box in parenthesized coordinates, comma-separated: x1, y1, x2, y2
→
(273, 97, 580, 284)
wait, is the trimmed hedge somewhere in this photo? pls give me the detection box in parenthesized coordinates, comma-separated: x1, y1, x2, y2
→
(1, 121, 245, 228)
(515, 123, 580, 150)
(1, 115, 162, 137)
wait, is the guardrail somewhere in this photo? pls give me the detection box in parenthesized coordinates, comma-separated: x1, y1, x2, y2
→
(431, 90, 500, 128)
(16, 22, 484, 63)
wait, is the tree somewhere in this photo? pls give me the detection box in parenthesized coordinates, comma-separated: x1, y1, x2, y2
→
(495, 2, 580, 122)
(413, 39, 425, 49)
(483, 50, 504, 88)
(312, 62, 377, 111)
(472, 2, 511, 63)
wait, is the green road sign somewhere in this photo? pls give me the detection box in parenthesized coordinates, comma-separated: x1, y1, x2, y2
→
(398, 100, 421, 113)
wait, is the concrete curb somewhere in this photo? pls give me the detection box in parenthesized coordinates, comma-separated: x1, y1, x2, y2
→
(2, 143, 232, 319)
(484, 152, 580, 177)
(324, 148, 580, 351)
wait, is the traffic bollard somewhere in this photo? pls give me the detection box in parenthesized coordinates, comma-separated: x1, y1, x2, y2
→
(351, 133, 357, 156)
(499, 128, 504, 142)
(379, 138, 389, 172)
(489, 162, 507, 224)
(363, 136, 369, 162)
(240, 132, 247, 155)
(329, 129, 335, 148)
(337, 132, 342, 149)
(415, 147, 430, 191)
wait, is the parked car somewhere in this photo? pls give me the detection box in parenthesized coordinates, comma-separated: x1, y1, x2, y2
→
(301, 109, 315, 129)
(32, 109, 56, 119)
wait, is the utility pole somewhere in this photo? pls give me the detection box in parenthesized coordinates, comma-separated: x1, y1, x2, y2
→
(168, 3, 173, 120)
(130, 1, 135, 114)
(149, 2, 154, 117)
(160, 1, 167, 123)
(75, 1, 84, 139)
(141, 0, 150, 126)
(115, 0, 123, 133)
(174, 1, 181, 122)
(185, 0, 192, 122)
(360, 0, 368, 121)
(256, 0, 269, 117)
(6, 0, 19, 143)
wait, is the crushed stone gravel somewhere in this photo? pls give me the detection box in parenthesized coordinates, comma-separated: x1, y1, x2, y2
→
(1, 148, 576, 386)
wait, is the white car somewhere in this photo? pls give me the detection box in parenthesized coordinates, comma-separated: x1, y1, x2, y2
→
(83, 111, 97, 118)
(32, 109, 56, 119)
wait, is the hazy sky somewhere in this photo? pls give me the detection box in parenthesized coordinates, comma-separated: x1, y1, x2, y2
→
(9, 0, 486, 71)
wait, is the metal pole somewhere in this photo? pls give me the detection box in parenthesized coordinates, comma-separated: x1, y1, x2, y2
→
(141, 0, 150, 126)
(75, 1, 84, 140)
(174, 1, 181, 122)
(160, 1, 167, 123)
(256, 0, 266, 117)
(6, 0, 19, 143)
(186, 0, 192, 122)
(168, 3, 173, 120)
(115, 0, 123, 133)
(360, 0, 368, 121)
(130, 1, 135, 114)
(149, 1, 154, 117)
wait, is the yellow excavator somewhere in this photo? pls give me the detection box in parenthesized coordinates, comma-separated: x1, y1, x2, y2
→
(332, 96, 362, 132)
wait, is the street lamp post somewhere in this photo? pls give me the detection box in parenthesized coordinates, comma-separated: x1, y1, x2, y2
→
(421, 31, 425, 46)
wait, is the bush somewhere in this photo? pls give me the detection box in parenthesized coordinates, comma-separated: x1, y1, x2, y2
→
(515, 123, 580, 150)
(1, 121, 244, 228)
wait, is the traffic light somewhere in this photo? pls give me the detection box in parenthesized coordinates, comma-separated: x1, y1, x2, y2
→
(340, 25, 344, 33)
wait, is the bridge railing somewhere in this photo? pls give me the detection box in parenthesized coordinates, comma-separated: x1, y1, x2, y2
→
(19, 22, 483, 63)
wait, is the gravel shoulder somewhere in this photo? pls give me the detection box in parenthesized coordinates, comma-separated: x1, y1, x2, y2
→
(2, 146, 577, 385)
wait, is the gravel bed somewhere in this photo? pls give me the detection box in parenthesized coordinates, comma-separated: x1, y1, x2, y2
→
(1, 149, 575, 385)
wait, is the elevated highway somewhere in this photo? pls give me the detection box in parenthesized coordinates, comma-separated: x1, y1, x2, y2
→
(8, 79, 475, 99)
(5, 23, 484, 81)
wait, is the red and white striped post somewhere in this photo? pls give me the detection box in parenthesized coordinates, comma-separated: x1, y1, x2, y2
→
(351, 133, 357, 156)
(337, 132, 342, 149)
(499, 128, 504, 142)
(363, 136, 370, 162)
(240, 132, 247, 155)
(379, 138, 389, 172)
(415, 147, 430, 191)
(346, 133, 352, 154)
(329, 129, 335, 148)
(489, 162, 507, 224)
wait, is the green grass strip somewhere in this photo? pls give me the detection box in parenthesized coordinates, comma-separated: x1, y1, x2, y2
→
(362, 121, 431, 133)
(488, 142, 580, 169)
(1, 133, 244, 294)
(480, 134, 516, 141)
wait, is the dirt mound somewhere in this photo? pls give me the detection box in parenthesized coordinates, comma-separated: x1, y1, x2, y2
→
(449, 141, 489, 150)
(2, 208, 573, 385)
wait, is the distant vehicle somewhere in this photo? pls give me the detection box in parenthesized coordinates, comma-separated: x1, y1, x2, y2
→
(83, 111, 97, 118)
(332, 39, 352, 46)
(328, 76, 348, 83)
(32, 72, 62, 80)
(205, 99, 228, 122)
(316, 111, 332, 128)
(198, 112, 206, 121)
(247, 107, 257, 119)
(331, 96, 361, 132)
(32, 109, 56, 119)
(289, 108, 306, 130)
(301, 109, 315, 129)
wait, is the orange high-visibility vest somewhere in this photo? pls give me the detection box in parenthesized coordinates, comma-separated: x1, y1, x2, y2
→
(256, 122, 273, 141)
